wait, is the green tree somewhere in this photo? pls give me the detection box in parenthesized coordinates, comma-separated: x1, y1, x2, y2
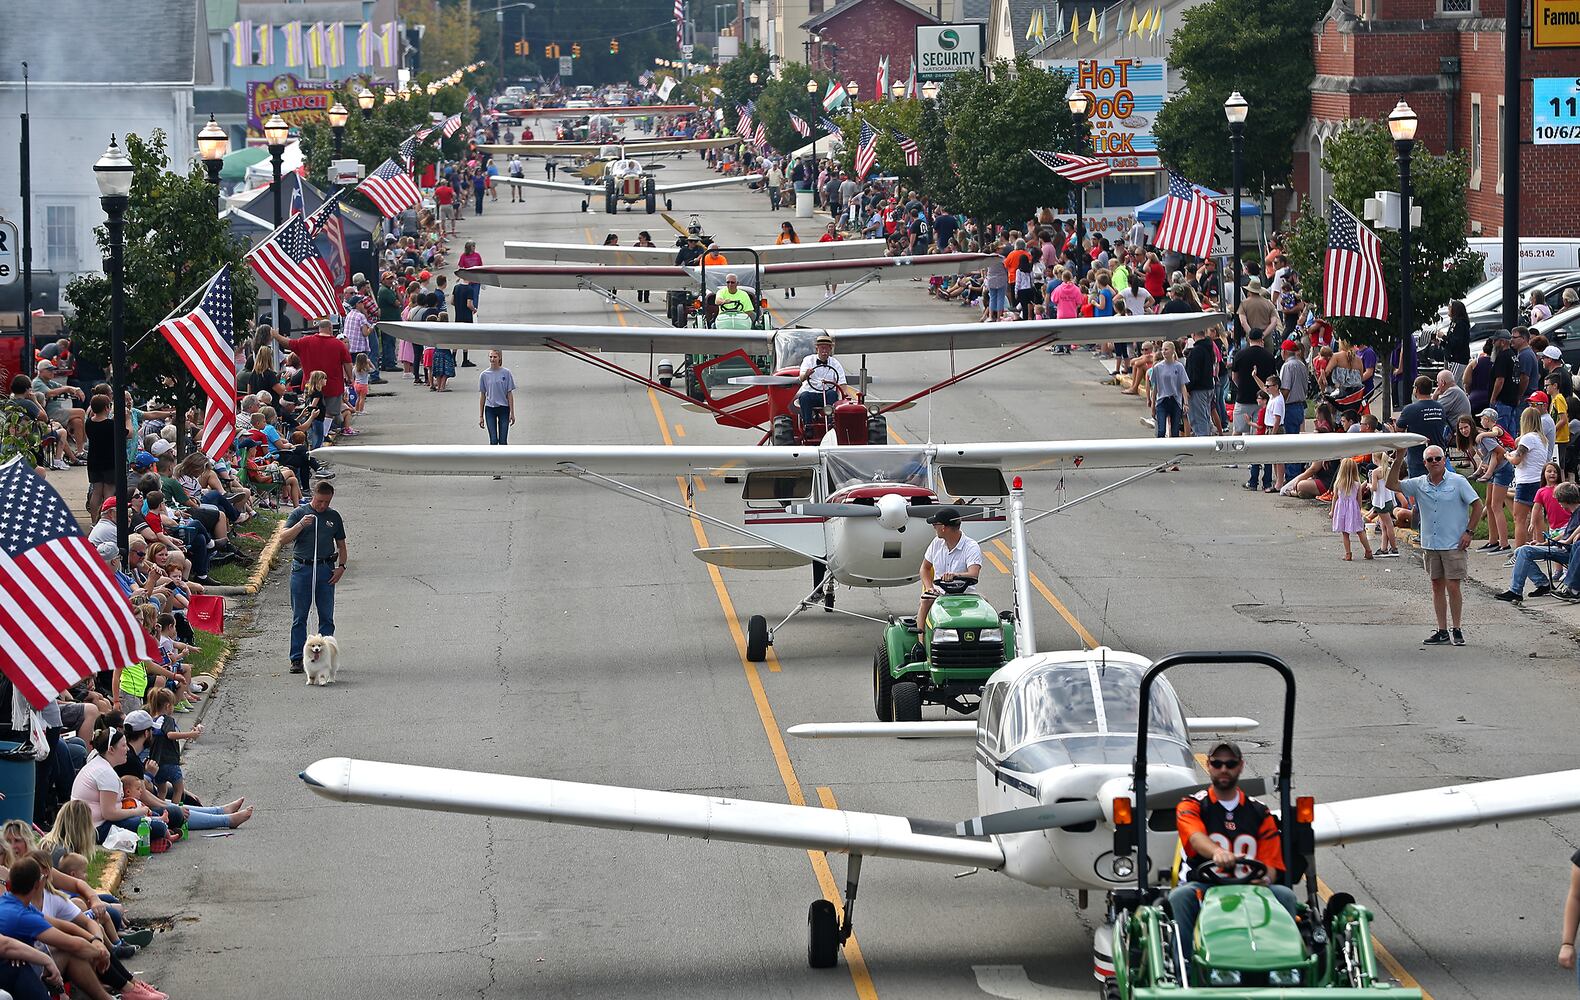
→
(930, 57, 1084, 226)
(64, 131, 257, 444)
(1281, 119, 1481, 349)
(718, 45, 771, 111)
(1151, 0, 1326, 193)
(832, 98, 926, 187)
(917, 98, 957, 209)
(400, 0, 479, 75)
(750, 62, 832, 154)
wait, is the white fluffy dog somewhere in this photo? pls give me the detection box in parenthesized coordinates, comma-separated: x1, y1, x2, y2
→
(302, 634, 339, 686)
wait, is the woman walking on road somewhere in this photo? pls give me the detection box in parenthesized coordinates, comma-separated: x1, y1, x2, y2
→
(478, 352, 517, 446)
(777, 223, 800, 298)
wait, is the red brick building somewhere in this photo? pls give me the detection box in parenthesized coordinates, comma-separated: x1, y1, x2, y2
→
(803, 0, 942, 102)
(1296, 0, 1577, 236)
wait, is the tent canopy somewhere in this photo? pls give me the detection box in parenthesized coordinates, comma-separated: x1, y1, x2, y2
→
(1135, 185, 1262, 223)
(225, 174, 381, 291)
(218, 146, 268, 182)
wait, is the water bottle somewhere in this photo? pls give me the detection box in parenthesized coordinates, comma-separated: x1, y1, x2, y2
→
(181, 816, 190, 841)
(136, 817, 151, 856)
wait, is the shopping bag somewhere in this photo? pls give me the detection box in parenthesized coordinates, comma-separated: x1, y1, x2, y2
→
(188, 594, 225, 634)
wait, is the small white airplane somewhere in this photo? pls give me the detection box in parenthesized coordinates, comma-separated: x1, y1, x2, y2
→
(322, 432, 1422, 661)
(488, 146, 762, 214)
(380, 313, 1228, 440)
(302, 482, 1580, 987)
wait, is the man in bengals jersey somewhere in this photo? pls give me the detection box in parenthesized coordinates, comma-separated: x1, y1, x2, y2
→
(1167, 741, 1300, 964)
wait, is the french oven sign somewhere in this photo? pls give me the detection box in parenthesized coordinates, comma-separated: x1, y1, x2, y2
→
(915, 24, 985, 80)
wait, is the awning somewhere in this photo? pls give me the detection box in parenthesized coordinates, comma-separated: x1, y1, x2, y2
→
(1135, 184, 1262, 223)
(219, 146, 268, 182)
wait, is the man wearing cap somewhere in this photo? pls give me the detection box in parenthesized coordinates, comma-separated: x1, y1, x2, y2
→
(376, 272, 402, 373)
(796, 334, 857, 430)
(915, 507, 983, 628)
(1278, 339, 1309, 479)
(1237, 277, 1275, 339)
(1541, 343, 1573, 400)
(31, 360, 85, 460)
(1169, 740, 1299, 968)
(279, 481, 348, 674)
(1387, 443, 1483, 646)
(1489, 330, 1522, 431)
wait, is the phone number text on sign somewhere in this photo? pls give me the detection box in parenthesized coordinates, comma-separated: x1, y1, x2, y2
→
(1533, 77, 1580, 146)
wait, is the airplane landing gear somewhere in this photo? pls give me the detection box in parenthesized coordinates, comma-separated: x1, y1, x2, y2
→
(807, 854, 862, 969)
(665, 198, 673, 210)
(747, 615, 769, 662)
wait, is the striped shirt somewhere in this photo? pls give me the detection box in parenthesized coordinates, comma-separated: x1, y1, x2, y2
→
(342, 309, 371, 354)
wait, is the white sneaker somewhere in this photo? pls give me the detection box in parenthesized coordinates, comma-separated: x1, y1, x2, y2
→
(51, 459, 69, 471)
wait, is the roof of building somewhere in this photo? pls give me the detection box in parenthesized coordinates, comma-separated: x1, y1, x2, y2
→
(960, 0, 991, 20)
(239, 1, 368, 24)
(0, 0, 197, 84)
(802, 0, 941, 31)
(207, 0, 239, 28)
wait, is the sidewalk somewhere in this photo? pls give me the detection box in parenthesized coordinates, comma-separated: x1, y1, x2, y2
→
(1086, 351, 1580, 641)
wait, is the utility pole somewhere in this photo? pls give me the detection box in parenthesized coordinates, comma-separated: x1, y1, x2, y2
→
(19, 61, 33, 376)
(1500, 2, 1521, 330)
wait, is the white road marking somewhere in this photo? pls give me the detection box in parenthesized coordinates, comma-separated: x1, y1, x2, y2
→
(971, 964, 1092, 999)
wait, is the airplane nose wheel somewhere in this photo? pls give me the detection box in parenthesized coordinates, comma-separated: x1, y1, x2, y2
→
(746, 615, 770, 662)
(807, 900, 839, 968)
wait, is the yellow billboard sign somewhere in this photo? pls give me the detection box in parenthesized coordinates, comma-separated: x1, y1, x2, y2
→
(1535, 0, 1580, 49)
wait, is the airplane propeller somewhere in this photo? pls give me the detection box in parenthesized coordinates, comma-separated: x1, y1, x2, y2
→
(789, 502, 990, 520)
(954, 779, 1267, 838)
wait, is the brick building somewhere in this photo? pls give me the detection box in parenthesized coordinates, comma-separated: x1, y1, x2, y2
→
(802, 0, 943, 100)
(1298, 0, 1577, 237)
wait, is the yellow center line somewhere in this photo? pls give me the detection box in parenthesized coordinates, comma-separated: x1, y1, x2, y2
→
(674, 422, 686, 439)
(644, 384, 877, 998)
(988, 538, 1096, 648)
(1188, 754, 1433, 998)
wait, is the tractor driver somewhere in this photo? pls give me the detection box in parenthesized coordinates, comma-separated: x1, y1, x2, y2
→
(796, 333, 858, 428)
(1169, 741, 1300, 967)
(914, 507, 983, 629)
(715, 273, 755, 315)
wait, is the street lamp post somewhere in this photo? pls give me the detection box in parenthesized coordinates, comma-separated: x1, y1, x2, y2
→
(264, 114, 289, 329)
(1224, 90, 1248, 323)
(1066, 91, 1090, 276)
(891, 80, 905, 100)
(807, 77, 820, 166)
(1387, 99, 1418, 422)
(357, 87, 376, 119)
(197, 114, 229, 212)
(93, 137, 135, 562)
(328, 102, 349, 158)
(920, 80, 938, 101)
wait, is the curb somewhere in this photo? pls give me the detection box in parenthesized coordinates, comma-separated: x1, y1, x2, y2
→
(95, 850, 129, 897)
(240, 518, 290, 596)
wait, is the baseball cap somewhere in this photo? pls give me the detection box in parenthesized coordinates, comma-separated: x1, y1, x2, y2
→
(100, 497, 118, 512)
(1529, 391, 1550, 406)
(1207, 741, 1243, 762)
(1281, 339, 1299, 352)
(419, 270, 432, 280)
(123, 710, 155, 733)
(1478, 407, 1500, 420)
(1493, 329, 1513, 341)
(133, 451, 157, 468)
(36, 359, 55, 371)
(95, 541, 119, 561)
(1543, 345, 1564, 361)
(926, 506, 962, 526)
(150, 439, 175, 457)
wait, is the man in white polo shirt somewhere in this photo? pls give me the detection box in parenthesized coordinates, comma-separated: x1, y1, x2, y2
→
(914, 506, 983, 627)
(796, 333, 858, 428)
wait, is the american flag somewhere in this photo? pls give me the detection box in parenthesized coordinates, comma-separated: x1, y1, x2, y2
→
(853, 120, 879, 180)
(441, 113, 464, 138)
(157, 267, 237, 460)
(1323, 198, 1389, 321)
(736, 103, 753, 134)
(674, 0, 685, 47)
(1029, 149, 1111, 183)
(1151, 169, 1215, 259)
(357, 157, 423, 218)
(890, 127, 919, 166)
(246, 215, 341, 320)
(0, 457, 159, 709)
(305, 186, 349, 289)
(397, 135, 418, 166)
(465, 93, 479, 113)
(754, 122, 769, 149)
(818, 115, 841, 135)
(789, 112, 811, 138)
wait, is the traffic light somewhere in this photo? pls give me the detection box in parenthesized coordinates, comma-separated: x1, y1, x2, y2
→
(514, 39, 529, 55)
(545, 42, 560, 58)
(609, 39, 619, 54)
(572, 42, 582, 58)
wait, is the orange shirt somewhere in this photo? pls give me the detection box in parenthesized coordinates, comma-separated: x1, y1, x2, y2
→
(1003, 249, 1030, 280)
(702, 252, 728, 266)
(1176, 786, 1284, 872)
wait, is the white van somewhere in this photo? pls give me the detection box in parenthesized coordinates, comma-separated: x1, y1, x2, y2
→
(1469, 238, 1580, 280)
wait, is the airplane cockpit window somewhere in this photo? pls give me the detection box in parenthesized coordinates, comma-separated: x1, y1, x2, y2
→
(824, 450, 932, 491)
(773, 329, 823, 370)
(997, 660, 1190, 755)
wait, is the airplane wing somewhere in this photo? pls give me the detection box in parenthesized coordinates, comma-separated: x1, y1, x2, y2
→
(503, 242, 681, 265)
(320, 444, 823, 476)
(455, 264, 691, 292)
(832, 312, 1230, 354)
(1310, 769, 1580, 847)
(301, 757, 1006, 869)
(755, 254, 992, 290)
(656, 173, 766, 196)
(376, 321, 772, 354)
(921, 432, 1425, 472)
(502, 105, 701, 119)
(494, 176, 605, 196)
(480, 143, 608, 157)
(499, 239, 891, 265)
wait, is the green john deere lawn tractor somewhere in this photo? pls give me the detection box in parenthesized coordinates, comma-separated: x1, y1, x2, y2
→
(1107, 651, 1422, 999)
(873, 578, 1017, 721)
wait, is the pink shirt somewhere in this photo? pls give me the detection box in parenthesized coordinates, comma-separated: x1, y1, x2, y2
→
(1051, 282, 1086, 319)
(1535, 485, 1572, 532)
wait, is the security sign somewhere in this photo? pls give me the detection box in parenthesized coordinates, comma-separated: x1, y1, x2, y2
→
(0, 219, 18, 287)
(915, 24, 985, 81)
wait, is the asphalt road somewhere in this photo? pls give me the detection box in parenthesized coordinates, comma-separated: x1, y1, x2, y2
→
(129, 154, 1580, 1000)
